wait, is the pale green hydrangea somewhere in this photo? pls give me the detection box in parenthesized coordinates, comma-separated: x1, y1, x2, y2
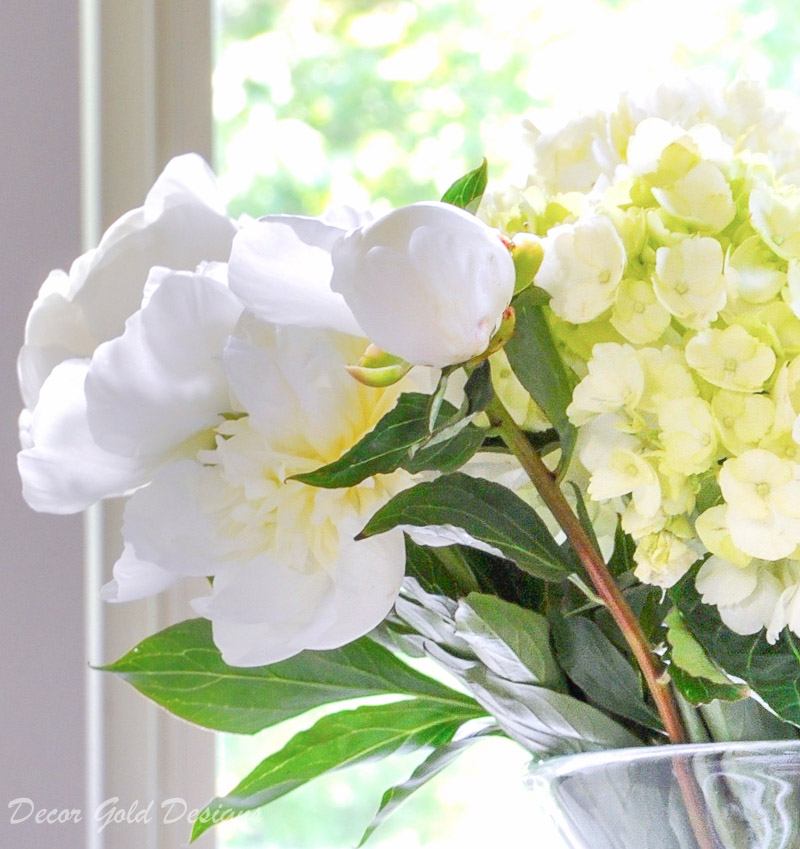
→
(482, 76, 800, 644)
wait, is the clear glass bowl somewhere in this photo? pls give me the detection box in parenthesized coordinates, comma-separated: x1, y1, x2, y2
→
(526, 741, 800, 849)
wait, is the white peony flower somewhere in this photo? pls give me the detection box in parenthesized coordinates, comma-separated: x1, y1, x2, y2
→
(329, 201, 515, 367)
(17, 154, 236, 411)
(19, 209, 429, 665)
(109, 319, 410, 665)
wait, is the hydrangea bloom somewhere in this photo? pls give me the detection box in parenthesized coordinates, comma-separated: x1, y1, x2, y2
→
(482, 77, 800, 631)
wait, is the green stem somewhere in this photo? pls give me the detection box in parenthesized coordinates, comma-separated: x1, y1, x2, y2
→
(486, 393, 689, 745)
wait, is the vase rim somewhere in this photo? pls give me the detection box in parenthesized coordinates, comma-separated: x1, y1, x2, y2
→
(525, 738, 800, 786)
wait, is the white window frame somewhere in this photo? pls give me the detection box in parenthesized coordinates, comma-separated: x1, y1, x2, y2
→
(81, 3, 217, 847)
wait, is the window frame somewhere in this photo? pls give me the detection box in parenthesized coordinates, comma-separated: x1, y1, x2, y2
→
(81, 3, 217, 847)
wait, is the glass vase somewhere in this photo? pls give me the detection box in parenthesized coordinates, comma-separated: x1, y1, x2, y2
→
(526, 741, 800, 849)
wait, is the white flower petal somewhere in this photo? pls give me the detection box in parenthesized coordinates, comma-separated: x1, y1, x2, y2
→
(330, 201, 514, 366)
(122, 461, 239, 577)
(17, 360, 148, 513)
(19, 154, 235, 406)
(719, 568, 783, 636)
(223, 317, 373, 459)
(100, 543, 179, 602)
(228, 217, 363, 336)
(85, 271, 243, 459)
(696, 556, 758, 607)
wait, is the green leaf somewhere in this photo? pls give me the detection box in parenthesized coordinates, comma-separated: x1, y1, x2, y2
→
(440, 159, 488, 214)
(698, 695, 797, 742)
(665, 608, 746, 705)
(191, 699, 486, 840)
(402, 536, 482, 600)
(608, 521, 636, 577)
(103, 619, 475, 733)
(504, 288, 577, 473)
(292, 393, 484, 489)
(402, 537, 545, 610)
(437, 653, 642, 753)
(455, 593, 564, 689)
(671, 576, 800, 726)
(359, 473, 570, 582)
(462, 360, 494, 414)
(551, 614, 663, 732)
(670, 667, 747, 706)
(386, 581, 641, 753)
(358, 724, 500, 847)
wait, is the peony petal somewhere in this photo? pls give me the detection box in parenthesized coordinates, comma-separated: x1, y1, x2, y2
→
(100, 543, 179, 602)
(303, 528, 406, 651)
(20, 155, 236, 406)
(228, 217, 363, 336)
(122, 460, 239, 577)
(223, 316, 368, 459)
(85, 271, 243, 459)
(191, 556, 338, 666)
(17, 360, 149, 513)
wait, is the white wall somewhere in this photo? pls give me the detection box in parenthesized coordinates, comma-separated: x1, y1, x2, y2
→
(0, 2, 85, 848)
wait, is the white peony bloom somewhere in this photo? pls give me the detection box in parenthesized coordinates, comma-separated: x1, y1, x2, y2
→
(108, 320, 410, 665)
(329, 201, 515, 367)
(19, 208, 427, 665)
(17, 154, 236, 411)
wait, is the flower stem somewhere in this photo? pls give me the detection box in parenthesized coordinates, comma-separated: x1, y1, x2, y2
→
(485, 394, 689, 745)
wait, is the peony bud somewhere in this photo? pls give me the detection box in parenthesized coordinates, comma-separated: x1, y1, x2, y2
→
(345, 344, 412, 387)
(330, 201, 515, 368)
(509, 233, 543, 294)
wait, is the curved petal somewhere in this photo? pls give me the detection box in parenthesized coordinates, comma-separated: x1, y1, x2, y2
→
(85, 271, 243, 459)
(191, 556, 338, 666)
(18, 271, 95, 409)
(18, 360, 149, 513)
(100, 543, 179, 602)
(122, 460, 239, 577)
(191, 527, 405, 666)
(228, 218, 363, 336)
(21, 155, 236, 406)
(223, 316, 368, 458)
(303, 527, 406, 651)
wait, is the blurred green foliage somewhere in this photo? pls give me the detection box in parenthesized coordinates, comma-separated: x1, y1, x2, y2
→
(214, 0, 800, 219)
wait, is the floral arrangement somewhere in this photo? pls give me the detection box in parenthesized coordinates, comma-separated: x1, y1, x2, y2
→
(18, 77, 800, 843)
